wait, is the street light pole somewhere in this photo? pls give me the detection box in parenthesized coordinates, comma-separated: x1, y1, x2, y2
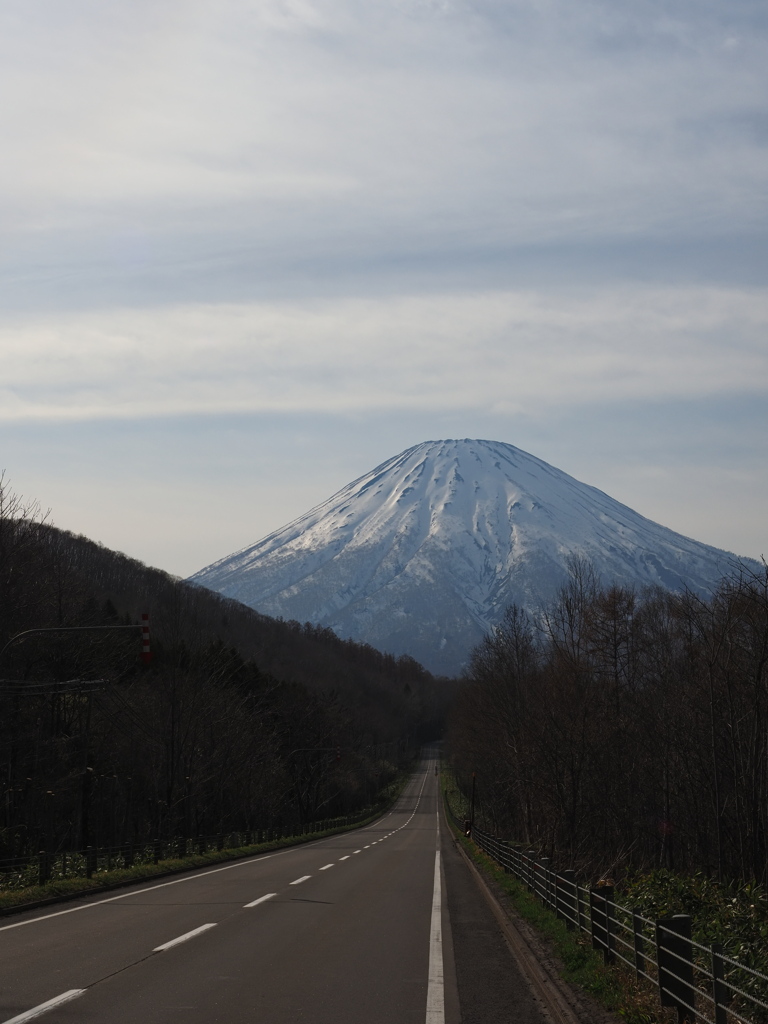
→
(0, 617, 152, 674)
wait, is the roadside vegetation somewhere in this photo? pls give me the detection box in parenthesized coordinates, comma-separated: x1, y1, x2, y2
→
(0, 767, 413, 914)
(445, 803, 670, 1024)
(448, 556, 768, 884)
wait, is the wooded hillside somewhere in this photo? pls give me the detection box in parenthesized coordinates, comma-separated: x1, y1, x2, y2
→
(0, 480, 449, 862)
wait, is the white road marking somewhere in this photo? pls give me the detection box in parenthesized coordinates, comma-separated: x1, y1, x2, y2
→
(290, 875, 311, 885)
(425, 857, 444, 1020)
(339, 855, 350, 860)
(153, 923, 217, 952)
(0, 829, 351, 934)
(353, 850, 361, 854)
(319, 864, 334, 871)
(243, 893, 277, 908)
(2, 990, 86, 1024)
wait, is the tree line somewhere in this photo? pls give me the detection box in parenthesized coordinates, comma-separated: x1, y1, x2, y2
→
(0, 478, 448, 862)
(447, 556, 768, 884)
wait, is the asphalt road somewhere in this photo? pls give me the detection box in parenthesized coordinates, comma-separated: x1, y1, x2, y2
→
(0, 753, 548, 1023)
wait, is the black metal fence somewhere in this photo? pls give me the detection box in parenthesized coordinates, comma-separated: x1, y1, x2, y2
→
(444, 797, 768, 1024)
(0, 808, 376, 896)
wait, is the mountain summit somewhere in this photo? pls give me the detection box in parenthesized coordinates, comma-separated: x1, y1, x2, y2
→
(190, 439, 756, 675)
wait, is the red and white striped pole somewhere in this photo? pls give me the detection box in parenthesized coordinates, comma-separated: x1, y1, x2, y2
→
(141, 613, 151, 664)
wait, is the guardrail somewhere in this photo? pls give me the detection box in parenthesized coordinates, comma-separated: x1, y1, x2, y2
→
(444, 797, 768, 1024)
(0, 808, 377, 895)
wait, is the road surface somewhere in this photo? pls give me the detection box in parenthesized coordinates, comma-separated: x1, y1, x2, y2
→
(0, 751, 548, 1023)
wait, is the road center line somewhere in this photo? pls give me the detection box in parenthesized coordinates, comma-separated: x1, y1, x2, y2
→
(319, 864, 334, 871)
(290, 875, 311, 885)
(2, 989, 86, 1024)
(339, 855, 350, 860)
(153, 923, 217, 952)
(243, 893, 277, 908)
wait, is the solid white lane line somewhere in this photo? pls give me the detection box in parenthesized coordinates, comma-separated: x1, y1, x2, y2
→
(2, 990, 86, 1024)
(425, 853, 444, 1023)
(290, 875, 311, 885)
(243, 893, 277, 908)
(319, 864, 334, 871)
(153, 923, 217, 952)
(339, 855, 350, 860)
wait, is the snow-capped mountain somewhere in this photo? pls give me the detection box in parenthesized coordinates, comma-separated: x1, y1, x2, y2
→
(190, 439, 759, 676)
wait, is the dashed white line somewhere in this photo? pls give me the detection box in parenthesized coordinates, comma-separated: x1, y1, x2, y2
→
(153, 923, 217, 952)
(0, 827, 353, 935)
(319, 864, 334, 871)
(339, 855, 350, 861)
(353, 850, 361, 854)
(2, 990, 86, 1024)
(290, 875, 311, 885)
(243, 893, 277, 908)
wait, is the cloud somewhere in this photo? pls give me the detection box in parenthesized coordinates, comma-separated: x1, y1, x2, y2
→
(1, 0, 765, 581)
(2, 286, 766, 421)
(1, 0, 766, 312)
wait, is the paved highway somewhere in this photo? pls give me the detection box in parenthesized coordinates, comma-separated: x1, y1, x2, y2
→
(0, 752, 548, 1023)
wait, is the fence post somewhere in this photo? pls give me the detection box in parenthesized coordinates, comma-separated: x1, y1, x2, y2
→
(656, 915, 695, 1024)
(502, 840, 511, 874)
(38, 849, 49, 886)
(632, 909, 646, 981)
(712, 943, 730, 1024)
(86, 845, 97, 878)
(577, 882, 587, 933)
(538, 858, 550, 907)
(153, 839, 161, 864)
(605, 888, 616, 965)
(561, 869, 576, 930)
(590, 886, 615, 965)
(526, 850, 536, 892)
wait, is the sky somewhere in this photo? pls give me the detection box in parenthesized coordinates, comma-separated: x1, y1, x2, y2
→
(1, 0, 766, 578)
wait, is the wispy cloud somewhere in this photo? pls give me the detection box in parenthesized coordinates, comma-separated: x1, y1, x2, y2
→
(1, 0, 766, 312)
(2, 286, 766, 421)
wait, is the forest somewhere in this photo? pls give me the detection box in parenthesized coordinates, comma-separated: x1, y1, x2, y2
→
(448, 556, 768, 885)
(0, 479, 448, 864)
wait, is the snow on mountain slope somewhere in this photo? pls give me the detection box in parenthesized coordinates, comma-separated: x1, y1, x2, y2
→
(189, 439, 759, 676)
